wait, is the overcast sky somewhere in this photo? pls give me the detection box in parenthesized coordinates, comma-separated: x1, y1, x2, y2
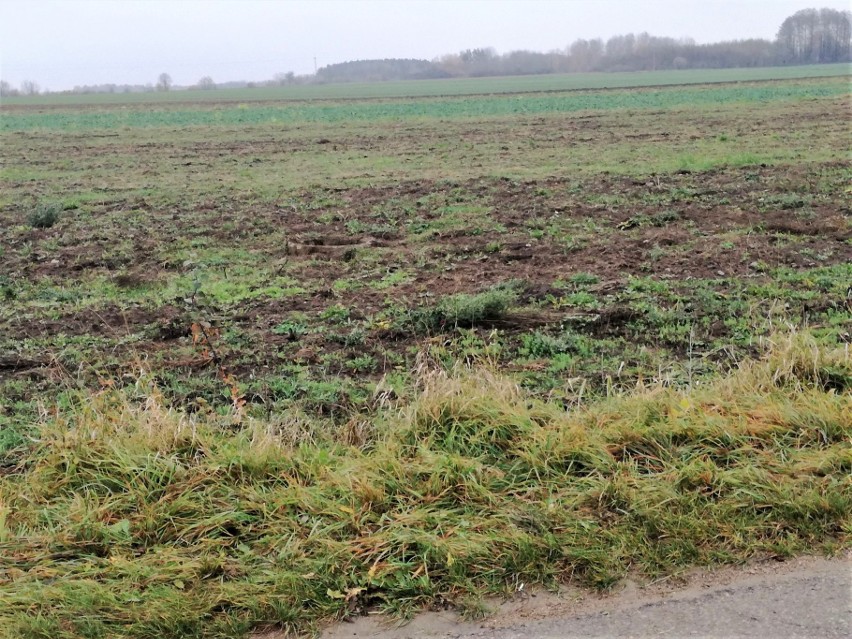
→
(1, 0, 849, 90)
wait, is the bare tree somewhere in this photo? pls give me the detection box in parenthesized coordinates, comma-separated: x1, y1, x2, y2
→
(0, 80, 17, 97)
(273, 71, 296, 86)
(570, 39, 604, 71)
(156, 72, 172, 92)
(777, 8, 851, 63)
(20, 80, 40, 95)
(197, 76, 216, 90)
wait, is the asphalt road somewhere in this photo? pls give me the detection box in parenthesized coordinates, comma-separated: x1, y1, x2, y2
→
(318, 554, 851, 639)
(462, 557, 851, 638)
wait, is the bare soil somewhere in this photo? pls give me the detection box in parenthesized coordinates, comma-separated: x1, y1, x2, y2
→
(4, 164, 850, 339)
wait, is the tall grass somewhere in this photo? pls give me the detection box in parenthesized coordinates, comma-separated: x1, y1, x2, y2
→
(0, 331, 849, 638)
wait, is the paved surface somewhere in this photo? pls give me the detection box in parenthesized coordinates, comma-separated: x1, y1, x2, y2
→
(316, 554, 851, 639)
(461, 558, 851, 638)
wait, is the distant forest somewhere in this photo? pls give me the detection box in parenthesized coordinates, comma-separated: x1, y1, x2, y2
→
(2, 6, 849, 96)
(317, 7, 851, 83)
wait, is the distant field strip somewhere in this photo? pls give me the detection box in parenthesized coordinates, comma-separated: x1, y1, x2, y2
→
(2, 63, 850, 105)
(1, 78, 849, 131)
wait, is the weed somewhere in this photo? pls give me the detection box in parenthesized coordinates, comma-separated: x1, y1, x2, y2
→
(761, 193, 812, 210)
(0, 416, 27, 460)
(569, 272, 600, 287)
(190, 321, 246, 415)
(619, 210, 680, 230)
(328, 328, 367, 347)
(0, 276, 15, 300)
(547, 291, 600, 310)
(520, 331, 572, 358)
(436, 288, 518, 329)
(321, 304, 351, 323)
(27, 201, 63, 228)
(272, 320, 309, 340)
(372, 269, 412, 290)
(348, 354, 377, 373)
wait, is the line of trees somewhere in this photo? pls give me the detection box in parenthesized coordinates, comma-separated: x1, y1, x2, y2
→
(1, 79, 41, 97)
(777, 7, 852, 63)
(443, 8, 850, 77)
(318, 7, 850, 82)
(317, 59, 450, 83)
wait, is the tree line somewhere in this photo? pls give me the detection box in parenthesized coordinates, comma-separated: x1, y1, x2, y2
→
(1, 7, 848, 97)
(321, 8, 850, 82)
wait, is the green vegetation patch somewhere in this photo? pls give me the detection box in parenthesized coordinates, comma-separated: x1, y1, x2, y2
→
(2, 78, 848, 132)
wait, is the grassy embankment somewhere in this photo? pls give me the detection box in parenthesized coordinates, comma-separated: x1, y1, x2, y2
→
(0, 331, 849, 638)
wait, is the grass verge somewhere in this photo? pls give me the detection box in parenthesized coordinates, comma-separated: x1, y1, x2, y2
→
(0, 331, 849, 638)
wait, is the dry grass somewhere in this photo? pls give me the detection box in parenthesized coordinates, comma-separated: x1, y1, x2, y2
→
(0, 331, 849, 638)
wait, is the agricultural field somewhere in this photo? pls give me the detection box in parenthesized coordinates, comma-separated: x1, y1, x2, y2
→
(0, 74, 850, 638)
(3, 62, 850, 105)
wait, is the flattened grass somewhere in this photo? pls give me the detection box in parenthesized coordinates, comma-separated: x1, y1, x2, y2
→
(0, 331, 849, 638)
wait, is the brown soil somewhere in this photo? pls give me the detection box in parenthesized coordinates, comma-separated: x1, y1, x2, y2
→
(2, 162, 849, 395)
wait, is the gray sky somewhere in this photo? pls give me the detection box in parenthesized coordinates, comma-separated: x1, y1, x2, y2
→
(1, 0, 849, 90)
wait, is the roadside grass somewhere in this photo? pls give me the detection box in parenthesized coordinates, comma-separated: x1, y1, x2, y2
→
(1, 330, 849, 638)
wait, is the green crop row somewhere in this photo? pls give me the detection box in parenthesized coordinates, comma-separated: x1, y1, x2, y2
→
(1, 77, 848, 132)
